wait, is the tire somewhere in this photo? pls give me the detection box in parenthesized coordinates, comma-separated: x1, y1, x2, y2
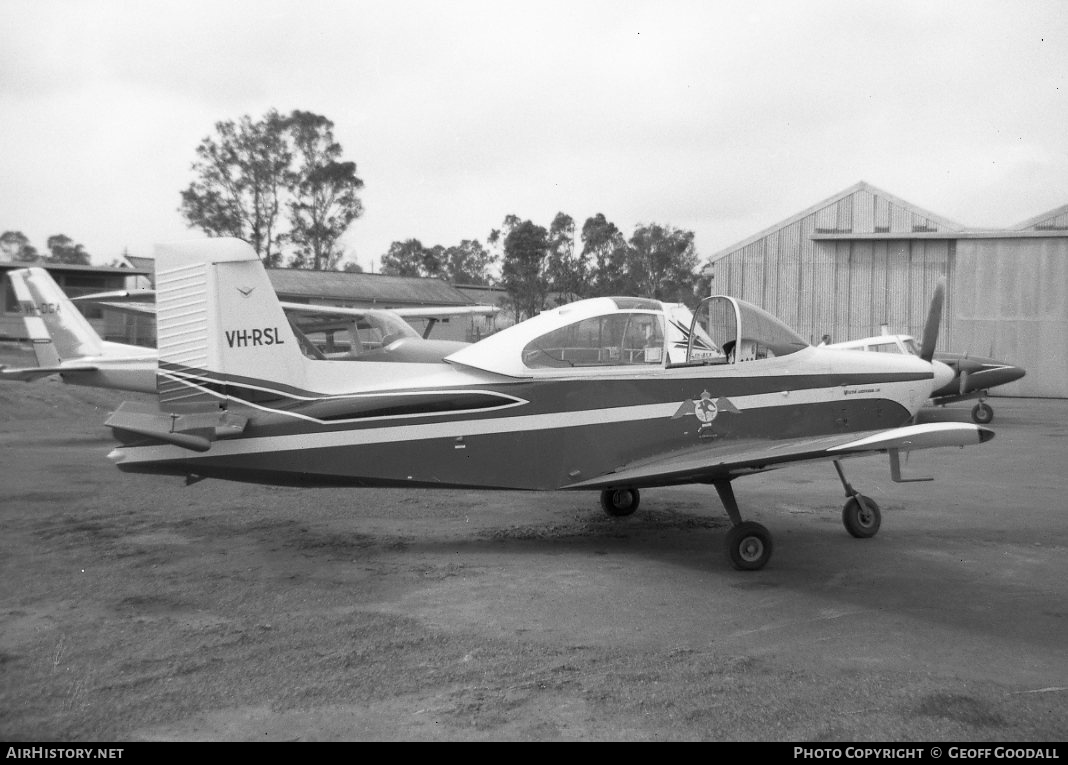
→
(600, 488, 640, 517)
(725, 521, 773, 571)
(842, 495, 881, 538)
(972, 402, 993, 424)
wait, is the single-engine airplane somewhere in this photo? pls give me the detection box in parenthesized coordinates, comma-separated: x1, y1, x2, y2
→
(822, 330, 1026, 424)
(2, 267, 498, 393)
(105, 238, 994, 570)
(1, 267, 157, 392)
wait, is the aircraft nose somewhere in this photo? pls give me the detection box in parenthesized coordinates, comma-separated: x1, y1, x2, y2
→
(931, 359, 955, 392)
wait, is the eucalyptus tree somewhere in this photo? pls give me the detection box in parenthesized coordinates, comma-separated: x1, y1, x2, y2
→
(179, 109, 292, 266)
(286, 110, 364, 270)
(544, 212, 589, 305)
(627, 223, 699, 304)
(499, 218, 549, 321)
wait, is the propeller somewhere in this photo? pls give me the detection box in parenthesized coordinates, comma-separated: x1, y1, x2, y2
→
(919, 278, 945, 363)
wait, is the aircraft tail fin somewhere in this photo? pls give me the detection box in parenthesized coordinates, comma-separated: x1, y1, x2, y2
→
(6, 267, 103, 366)
(154, 238, 307, 406)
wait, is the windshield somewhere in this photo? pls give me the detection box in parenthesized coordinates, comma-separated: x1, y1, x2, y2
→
(687, 296, 807, 364)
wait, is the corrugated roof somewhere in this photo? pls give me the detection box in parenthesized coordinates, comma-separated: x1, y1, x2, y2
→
(265, 268, 476, 306)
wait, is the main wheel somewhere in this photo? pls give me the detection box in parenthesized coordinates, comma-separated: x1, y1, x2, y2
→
(725, 521, 773, 570)
(972, 402, 993, 424)
(842, 495, 881, 538)
(600, 488, 640, 517)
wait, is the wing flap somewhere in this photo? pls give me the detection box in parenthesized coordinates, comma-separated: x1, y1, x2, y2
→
(567, 423, 993, 490)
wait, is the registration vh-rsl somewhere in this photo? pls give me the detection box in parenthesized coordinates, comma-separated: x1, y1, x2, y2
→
(104, 238, 993, 570)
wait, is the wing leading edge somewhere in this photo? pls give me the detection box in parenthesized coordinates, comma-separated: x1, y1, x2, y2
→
(566, 422, 994, 490)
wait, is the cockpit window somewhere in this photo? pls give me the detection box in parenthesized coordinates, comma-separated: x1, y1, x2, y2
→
(869, 341, 903, 354)
(292, 311, 421, 360)
(522, 312, 665, 368)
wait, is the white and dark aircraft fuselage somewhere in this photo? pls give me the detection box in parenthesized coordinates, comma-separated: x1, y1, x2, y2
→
(103, 239, 992, 570)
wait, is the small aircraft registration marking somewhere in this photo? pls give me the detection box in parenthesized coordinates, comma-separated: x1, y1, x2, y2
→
(225, 328, 287, 348)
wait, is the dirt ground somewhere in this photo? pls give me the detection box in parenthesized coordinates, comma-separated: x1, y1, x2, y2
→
(1, 344, 1066, 741)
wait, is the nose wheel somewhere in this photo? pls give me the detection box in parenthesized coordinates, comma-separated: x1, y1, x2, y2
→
(971, 400, 993, 424)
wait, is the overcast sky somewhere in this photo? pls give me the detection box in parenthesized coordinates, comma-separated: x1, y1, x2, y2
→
(1, 0, 1065, 272)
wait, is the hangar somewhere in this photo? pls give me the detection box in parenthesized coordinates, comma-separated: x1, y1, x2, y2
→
(706, 181, 1068, 398)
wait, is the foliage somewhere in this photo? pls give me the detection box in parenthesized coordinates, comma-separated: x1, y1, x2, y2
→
(499, 218, 550, 322)
(286, 111, 364, 271)
(627, 223, 699, 303)
(1, 230, 40, 262)
(379, 238, 496, 285)
(179, 110, 292, 266)
(46, 234, 92, 265)
(442, 240, 495, 285)
(581, 214, 631, 296)
(179, 109, 364, 269)
(544, 212, 589, 306)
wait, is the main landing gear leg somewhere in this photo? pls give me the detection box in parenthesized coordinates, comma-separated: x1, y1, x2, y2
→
(832, 459, 882, 539)
(713, 479, 773, 571)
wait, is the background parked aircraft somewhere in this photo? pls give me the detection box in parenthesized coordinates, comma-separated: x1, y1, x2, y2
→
(0, 267, 157, 392)
(822, 330, 1025, 423)
(2, 268, 501, 393)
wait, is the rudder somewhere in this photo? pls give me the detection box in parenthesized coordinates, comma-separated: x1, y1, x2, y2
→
(8, 267, 104, 364)
(154, 238, 307, 406)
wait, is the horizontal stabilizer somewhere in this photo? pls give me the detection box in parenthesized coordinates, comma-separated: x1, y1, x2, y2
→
(0, 363, 99, 382)
(105, 401, 247, 452)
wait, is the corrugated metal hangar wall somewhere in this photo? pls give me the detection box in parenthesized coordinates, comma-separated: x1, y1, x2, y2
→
(707, 182, 1068, 398)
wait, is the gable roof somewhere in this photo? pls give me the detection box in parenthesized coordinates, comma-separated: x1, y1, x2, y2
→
(709, 180, 966, 261)
(1012, 203, 1068, 231)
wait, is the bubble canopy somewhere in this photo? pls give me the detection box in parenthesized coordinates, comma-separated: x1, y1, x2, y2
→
(445, 296, 809, 377)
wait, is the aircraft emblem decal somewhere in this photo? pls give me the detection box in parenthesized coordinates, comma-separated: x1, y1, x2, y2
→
(237, 286, 256, 297)
(673, 390, 741, 438)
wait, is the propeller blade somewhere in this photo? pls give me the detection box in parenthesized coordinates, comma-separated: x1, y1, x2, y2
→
(919, 278, 945, 362)
(959, 369, 969, 396)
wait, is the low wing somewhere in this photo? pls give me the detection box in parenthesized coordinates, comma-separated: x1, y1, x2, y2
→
(70, 295, 498, 321)
(278, 301, 499, 319)
(69, 294, 495, 324)
(72, 289, 154, 304)
(0, 363, 99, 382)
(567, 422, 994, 490)
(92, 301, 156, 319)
